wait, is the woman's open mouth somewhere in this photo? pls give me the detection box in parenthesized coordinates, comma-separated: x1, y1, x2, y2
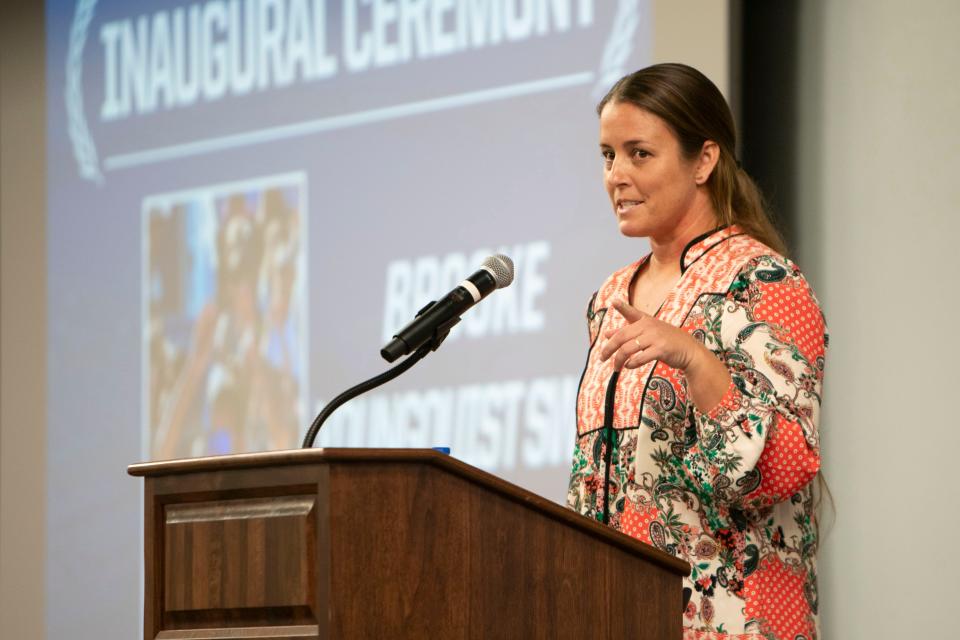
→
(616, 199, 643, 214)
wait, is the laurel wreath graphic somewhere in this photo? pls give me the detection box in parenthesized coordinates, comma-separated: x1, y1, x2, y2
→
(594, 0, 642, 100)
(66, 0, 102, 184)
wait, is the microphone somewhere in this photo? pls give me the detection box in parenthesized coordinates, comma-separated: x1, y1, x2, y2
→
(381, 254, 514, 362)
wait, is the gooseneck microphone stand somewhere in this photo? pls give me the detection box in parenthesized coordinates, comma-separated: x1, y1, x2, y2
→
(300, 304, 458, 449)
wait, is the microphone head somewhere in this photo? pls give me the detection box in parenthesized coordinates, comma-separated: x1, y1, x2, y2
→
(482, 254, 514, 289)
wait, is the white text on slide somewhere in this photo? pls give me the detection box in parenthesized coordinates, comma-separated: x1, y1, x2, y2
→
(381, 240, 549, 343)
(314, 374, 578, 471)
(100, 0, 597, 121)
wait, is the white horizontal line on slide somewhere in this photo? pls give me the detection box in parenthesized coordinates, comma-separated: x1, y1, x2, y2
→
(104, 71, 595, 170)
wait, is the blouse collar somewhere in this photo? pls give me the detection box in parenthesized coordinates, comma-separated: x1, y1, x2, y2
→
(678, 225, 742, 273)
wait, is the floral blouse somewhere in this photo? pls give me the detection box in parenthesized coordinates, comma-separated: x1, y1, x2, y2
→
(567, 226, 827, 640)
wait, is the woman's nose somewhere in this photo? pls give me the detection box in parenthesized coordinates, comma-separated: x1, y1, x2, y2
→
(606, 157, 629, 188)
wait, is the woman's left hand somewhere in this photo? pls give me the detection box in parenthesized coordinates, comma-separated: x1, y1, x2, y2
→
(599, 298, 705, 371)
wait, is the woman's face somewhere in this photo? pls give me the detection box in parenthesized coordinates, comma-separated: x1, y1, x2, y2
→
(599, 101, 704, 240)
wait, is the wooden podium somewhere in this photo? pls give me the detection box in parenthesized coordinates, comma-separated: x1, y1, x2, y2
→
(128, 448, 689, 639)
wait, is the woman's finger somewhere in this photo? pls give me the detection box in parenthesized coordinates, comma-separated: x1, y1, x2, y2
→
(612, 345, 631, 370)
(612, 298, 646, 323)
(600, 333, 623, 361)
(600, 324, 641, 361)
(626, 333, 662, 368)
(603, 303, 640, 339)
(624, 350, 652, 369)
(610, 333, 647, 369)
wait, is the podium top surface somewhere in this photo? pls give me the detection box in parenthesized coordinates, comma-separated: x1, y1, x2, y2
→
(129, 448, 690, 577)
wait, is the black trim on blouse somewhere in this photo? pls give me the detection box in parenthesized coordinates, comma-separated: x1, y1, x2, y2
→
(679, 225, 730, 274)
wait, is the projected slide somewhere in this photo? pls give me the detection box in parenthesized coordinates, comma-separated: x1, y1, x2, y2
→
(44, 0, 663, 635)
(144, 174, 308, 460)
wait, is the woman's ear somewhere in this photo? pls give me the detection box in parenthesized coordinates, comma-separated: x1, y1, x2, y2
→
(694, 140, 720, 185)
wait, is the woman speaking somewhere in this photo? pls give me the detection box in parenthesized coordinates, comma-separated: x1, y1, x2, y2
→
(567, 64, 827, 640)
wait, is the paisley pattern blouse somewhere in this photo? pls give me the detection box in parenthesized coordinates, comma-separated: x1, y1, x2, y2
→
(567, 226, 827, 640)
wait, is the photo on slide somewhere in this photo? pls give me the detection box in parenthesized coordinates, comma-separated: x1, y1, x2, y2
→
(143, 173, 308, 460)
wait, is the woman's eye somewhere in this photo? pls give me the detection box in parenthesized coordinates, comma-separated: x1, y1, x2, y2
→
(632, 148, 650, 159)
(601, 150, 614, 166)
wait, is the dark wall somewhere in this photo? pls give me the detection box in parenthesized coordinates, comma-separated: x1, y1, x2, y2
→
(736, 1, 801, 255)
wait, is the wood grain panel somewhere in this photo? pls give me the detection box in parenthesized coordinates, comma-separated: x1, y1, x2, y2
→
(133, 451, 687, 640)
(465, 469, 678, 639)
(326, 460, 684, 639)
(327, 463, 470, 638)
(160, 494, 317, 634)
(154, 625, 318, 639)
(164, 495, 316, 614)
(131, 449, 688, 577)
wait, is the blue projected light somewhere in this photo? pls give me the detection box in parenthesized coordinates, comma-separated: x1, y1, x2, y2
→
(45, 0, 653, 637)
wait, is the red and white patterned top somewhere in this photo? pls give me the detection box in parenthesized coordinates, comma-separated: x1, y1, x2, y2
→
(567, 226, 827, 639)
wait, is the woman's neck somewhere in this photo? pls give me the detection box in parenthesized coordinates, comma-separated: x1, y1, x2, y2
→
(647, 211, 718, 275)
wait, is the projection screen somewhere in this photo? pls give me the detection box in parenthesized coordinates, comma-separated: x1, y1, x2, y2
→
(45, 0, 728, 635)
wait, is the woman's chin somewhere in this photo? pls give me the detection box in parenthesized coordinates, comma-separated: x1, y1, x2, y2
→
(617, 219, 650, 238)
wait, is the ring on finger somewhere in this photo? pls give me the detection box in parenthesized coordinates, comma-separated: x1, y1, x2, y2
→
(634, 336, 643, 350)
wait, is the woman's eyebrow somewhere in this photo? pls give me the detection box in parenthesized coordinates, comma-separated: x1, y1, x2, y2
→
(599, 139, 653, 148)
